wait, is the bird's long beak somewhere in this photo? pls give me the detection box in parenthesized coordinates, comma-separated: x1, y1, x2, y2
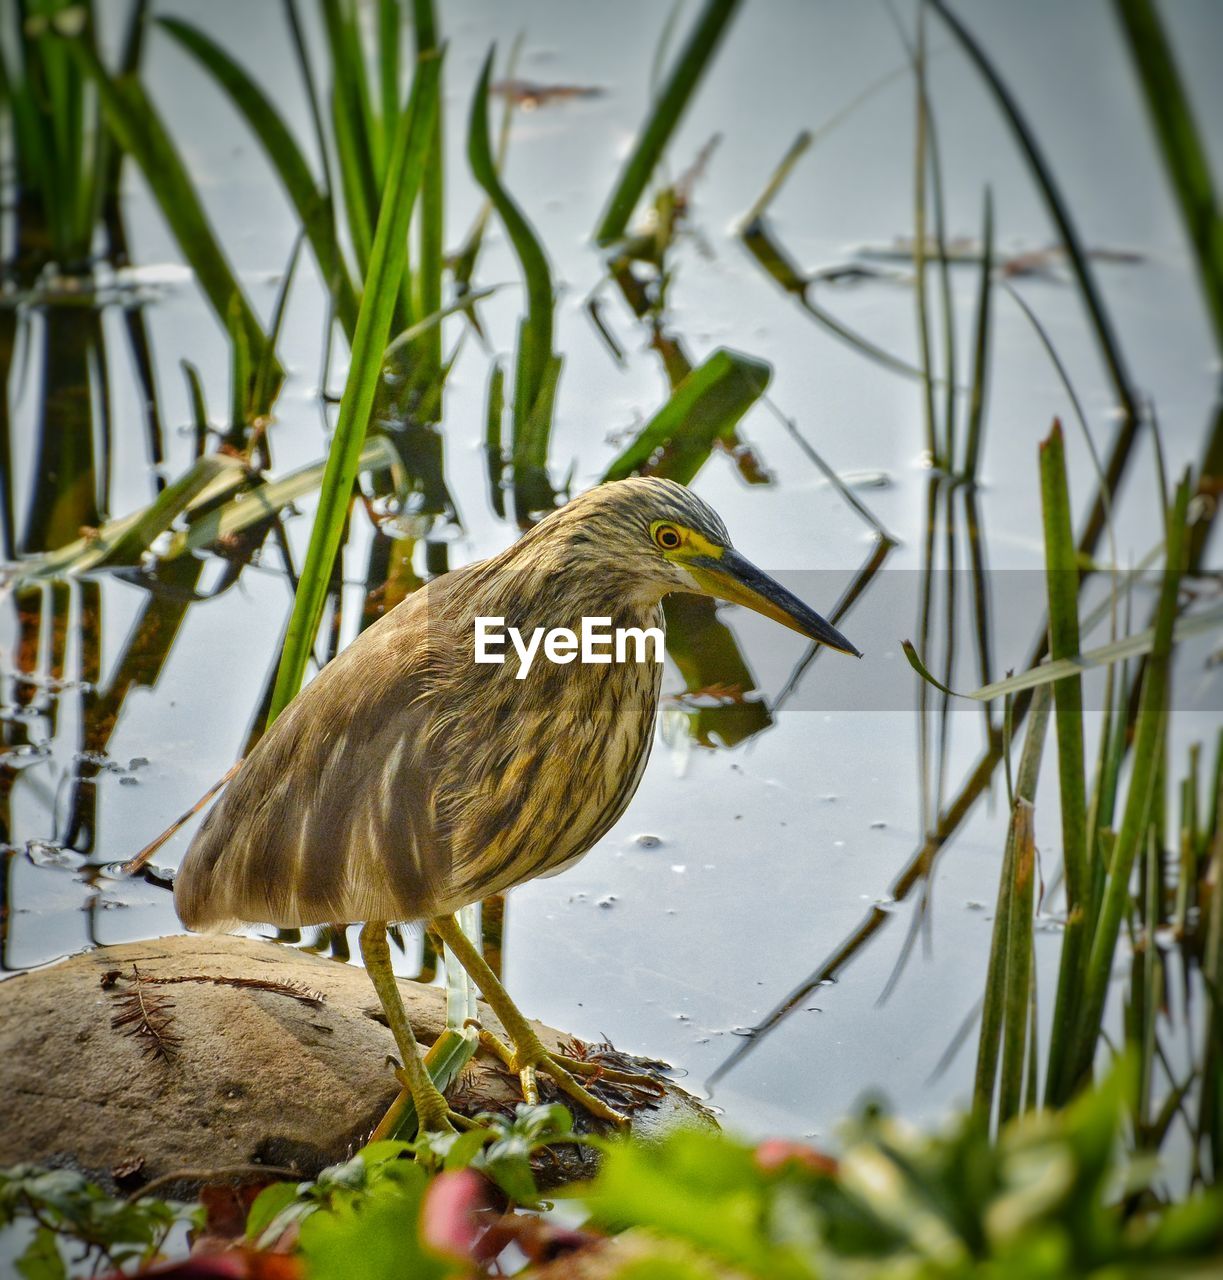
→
(686, 548, 862, 656)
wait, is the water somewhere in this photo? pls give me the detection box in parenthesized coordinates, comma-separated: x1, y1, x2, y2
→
(2, 0, 1220, 1148)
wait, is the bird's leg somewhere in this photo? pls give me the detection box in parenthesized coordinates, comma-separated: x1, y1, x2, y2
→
(359, 922, 455, 1135)
(431, 914, 641, 1128)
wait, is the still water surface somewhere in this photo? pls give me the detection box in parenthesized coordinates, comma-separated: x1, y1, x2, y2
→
(3, 0, 1220, 1144)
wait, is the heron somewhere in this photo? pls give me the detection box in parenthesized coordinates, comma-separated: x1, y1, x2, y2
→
(175, 476, 859, 1134)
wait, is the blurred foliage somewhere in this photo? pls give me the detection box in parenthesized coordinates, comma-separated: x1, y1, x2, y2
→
(583, 1069, 1223, 1279)
(8, 1076, 1223, 1277)
(0, 1164, 200, 1277)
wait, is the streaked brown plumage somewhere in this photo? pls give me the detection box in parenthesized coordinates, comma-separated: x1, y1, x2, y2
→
(176, 478, 716, 931)
(174, 475, 859, 1134)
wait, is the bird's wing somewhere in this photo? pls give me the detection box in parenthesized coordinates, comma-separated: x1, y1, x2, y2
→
(174, 585, 461, 930)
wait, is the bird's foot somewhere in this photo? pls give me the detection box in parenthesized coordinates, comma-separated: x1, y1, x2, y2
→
(475, 1025, 632, 1128)
(375, 1065, 457, 1138)
(548, 1050, 667, 1100)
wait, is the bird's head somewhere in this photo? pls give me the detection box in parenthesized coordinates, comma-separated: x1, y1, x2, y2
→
(539, 477, 861, 656)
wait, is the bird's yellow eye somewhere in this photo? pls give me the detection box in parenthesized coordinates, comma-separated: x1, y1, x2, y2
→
(653, 524, 683, 551)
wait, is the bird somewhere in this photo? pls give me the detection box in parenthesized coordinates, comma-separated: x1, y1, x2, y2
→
(175, 476, 860, 1135)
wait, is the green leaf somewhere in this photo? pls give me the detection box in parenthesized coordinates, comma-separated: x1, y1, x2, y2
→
(467, 48, 560, 520)
(901, 605, 1223, 703)
(16, 1226, 66, 1280)
(14, 455, 246, 583)
(961, 187, 994, 481)
(359, 1141, 416, 1169)
(410, 0, 444, 400)
(1039, 421, 1089, 910)
(586, 1130, 813, 1280)
(441, 1129, 489, 1172)
(321, 0, 381, 279)
(927, 1, 1138, 403)
(62, 36, 276, 380)
(297, 1159, 455, 1280)
(157, 15, 360, 340)
(99, 453, 246, 568)
(739, 218, 924, 381)
(1112, 0, 1223, 353)
(181, 358, 210, 457)
(245, 1181, 299, 1242)
(1070, 475, 1194, 1091)
(1040, 421, 1092, 1106)
(157, 438, 398, 563)
(974, 689, 1050, 1127)
(594, 0, 742, 245)
(268, 45, 443, 724)
(603, 348, 771, 484)
(484, 358, 506, 518)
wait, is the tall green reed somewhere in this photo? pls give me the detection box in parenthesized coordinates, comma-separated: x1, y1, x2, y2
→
(268, 45, 442, 722)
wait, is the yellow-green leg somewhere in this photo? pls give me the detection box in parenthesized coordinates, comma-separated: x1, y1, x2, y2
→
(359, 922, 455, 1135)
(431, 914, 658, 1128)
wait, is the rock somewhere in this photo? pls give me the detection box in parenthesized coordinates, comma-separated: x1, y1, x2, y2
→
(0, 935, 714, 1193)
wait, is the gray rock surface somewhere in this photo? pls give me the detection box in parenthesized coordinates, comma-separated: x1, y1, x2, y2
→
(0, 934, 713, 1192)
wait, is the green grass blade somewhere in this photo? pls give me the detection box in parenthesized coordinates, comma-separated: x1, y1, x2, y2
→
(252, 232, 305, 422)
(17, 456, 247, 582)
(1039, 422, 1091, 1102)
(741, 130, 810, 227)
(1044, 424, 1091, 896)
(911, 7, 938, 465)
(484, 358, 506, 519)
(961, 189, 994, 482)
(411, 0, 443, 390)
(902, 604, 1222, 704)
(268, 45, 443, 724)
(739, 219, 924, 380)
(1112, 0, 1223, 353)
(603, 348, 771, 485)
(181, 359, 210, 457)
(284, 0, 337, 214)
(382, 285, 496, 364)
(467, 47, 560, 519)
(227, 292, 252, 438)
(974, 688, 1050, 1126)
(322, 0, 377, 278)
(161, 437, 400, 562)
(156, 15, 359, 340)
(467, 46, 552, 392)
(1069, 474, 1193, 1093)
(998, 797, 1037, 1125)
(98, 456, 245, 567)
(594, 0, 741, 245)
(63, 35, 276, 378)
(379, 0, 401, 140)
(927, 0, 1139, 432)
